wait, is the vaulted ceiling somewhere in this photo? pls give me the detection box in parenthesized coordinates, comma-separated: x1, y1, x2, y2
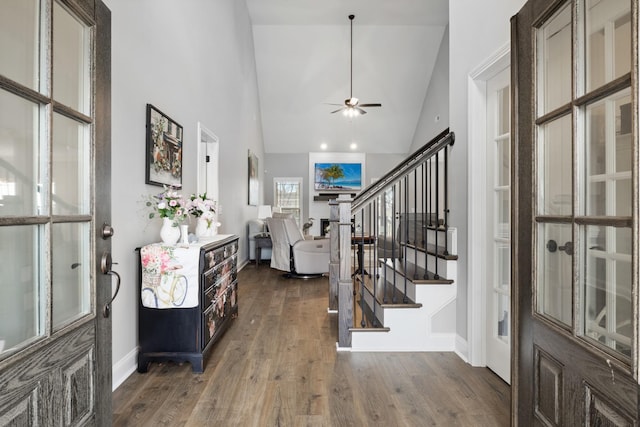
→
(245, 0, 449, 155)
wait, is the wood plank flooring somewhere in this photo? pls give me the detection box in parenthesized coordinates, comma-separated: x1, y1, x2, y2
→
(113, 264, 510, 426)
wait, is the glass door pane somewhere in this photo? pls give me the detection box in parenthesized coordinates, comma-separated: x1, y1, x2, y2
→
(537, 222, 573, 326)
(538, 115, 572, 215)
(52, 222, 90, 329)
(583, 225, 632, 356)
(585, 90, 632, 217)
(495, 242, 510, 341)
(0, 0, 41, 91)
(0, 88, 43, 216)
(0, 225, 44, 354)
(52, 113, 90, 215)
(53, 1, 90, 114)
(585, 0, 631, 91)
(538, 3, 572, 114)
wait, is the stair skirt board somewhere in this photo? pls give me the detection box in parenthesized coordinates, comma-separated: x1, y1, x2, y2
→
(353, 283, 457, 351)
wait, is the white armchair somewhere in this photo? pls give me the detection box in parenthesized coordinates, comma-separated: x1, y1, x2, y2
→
(266, 215, 329, 278)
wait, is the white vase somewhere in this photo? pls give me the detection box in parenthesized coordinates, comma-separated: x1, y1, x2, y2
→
(180, 224, 189, 245)
(196, 217, 218, 240)
(160, 218, 180, 245)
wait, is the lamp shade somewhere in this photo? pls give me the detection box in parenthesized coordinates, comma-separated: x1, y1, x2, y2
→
(257, 205, 272, 219)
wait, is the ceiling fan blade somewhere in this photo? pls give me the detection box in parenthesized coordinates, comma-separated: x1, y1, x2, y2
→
(324, 103, 345, 106)
(330, 108, 345, 114)
(359, 103, 382, 108)
(355, 107, 367, 115)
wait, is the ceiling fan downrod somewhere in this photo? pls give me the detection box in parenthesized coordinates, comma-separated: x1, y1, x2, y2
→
(349, 14, 354, 102)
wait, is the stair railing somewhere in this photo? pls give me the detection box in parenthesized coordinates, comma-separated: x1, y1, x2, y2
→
(330, 129, 455, 349)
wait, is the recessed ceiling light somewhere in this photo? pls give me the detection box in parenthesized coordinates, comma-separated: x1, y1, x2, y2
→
(350, 143, 357, 150)
(320, 143, 327, 150)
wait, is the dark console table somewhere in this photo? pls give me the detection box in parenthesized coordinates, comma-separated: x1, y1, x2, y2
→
(136, 235, 238, 373)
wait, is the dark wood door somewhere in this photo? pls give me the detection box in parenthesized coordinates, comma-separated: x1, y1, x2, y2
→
(0, 0, 112, 424)
(512, 0, 639, 424)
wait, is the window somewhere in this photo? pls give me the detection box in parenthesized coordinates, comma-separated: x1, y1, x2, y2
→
(273, 177, 303, 226)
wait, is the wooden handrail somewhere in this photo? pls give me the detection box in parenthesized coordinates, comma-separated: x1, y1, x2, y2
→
(351, 129, 454, 213)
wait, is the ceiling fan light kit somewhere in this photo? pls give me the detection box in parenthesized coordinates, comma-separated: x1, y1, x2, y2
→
(330, 14, 382, 117)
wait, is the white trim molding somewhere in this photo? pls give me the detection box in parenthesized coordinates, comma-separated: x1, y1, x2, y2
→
(467, 43, 510, 367)
(112, 347, 139, 391)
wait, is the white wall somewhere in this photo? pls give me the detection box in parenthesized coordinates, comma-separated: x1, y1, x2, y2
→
(104, 0, 264, 389)
(409, 26, 450, 153)
(447, 0, 526, 355)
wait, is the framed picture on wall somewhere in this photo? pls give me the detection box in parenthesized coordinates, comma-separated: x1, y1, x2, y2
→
(248, 150, 259, 206)
(145, 104, 183, 188)
(314, 162, 362, 191)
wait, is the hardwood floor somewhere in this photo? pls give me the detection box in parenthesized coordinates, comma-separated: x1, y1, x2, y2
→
(113, 264, 510, 426)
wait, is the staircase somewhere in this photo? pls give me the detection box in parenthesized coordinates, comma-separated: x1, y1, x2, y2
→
(329, 129, 457, 351)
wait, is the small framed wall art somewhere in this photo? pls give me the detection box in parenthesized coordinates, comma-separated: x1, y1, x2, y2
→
(146, 104, 183, 188)
(248, 150, 259, 206)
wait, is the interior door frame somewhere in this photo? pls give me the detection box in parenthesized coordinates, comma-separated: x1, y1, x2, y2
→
(466, 43, 510, 367)
(196, 121, 219, 202)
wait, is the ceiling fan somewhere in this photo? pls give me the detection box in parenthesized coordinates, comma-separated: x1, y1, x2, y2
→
(328, 14, 382, 117)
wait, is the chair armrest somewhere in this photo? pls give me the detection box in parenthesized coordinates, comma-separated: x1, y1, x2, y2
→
(292, 238, 330, 253)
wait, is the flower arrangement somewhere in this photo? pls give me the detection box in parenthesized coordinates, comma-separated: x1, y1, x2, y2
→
(145, 186, 188, 226)
(187, 193, 217, 225)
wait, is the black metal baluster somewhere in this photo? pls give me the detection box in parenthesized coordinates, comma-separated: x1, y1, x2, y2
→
(360, 208, 366, 328)
(424, 158, 431, 280)
(434, 151, 440, 279)
(383, 189, 388, 304)
(428, 158, 433, 227)
(413, 169, 418, 280)
(391, 183, 397, 304)
(403, 175, 409, 303)
(370, 203, 378, 327)
(444, 145, 449, 256)
(422, 162, 427, 278)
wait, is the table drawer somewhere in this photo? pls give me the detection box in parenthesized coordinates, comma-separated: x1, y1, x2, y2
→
(203, 272, 236, 309)
(202, 281, 237, 348)
(203, 254, 237, 289)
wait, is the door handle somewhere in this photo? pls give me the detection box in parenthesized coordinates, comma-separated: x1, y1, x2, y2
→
(546, 239, 573, 256)
(101, 252, 121, 318)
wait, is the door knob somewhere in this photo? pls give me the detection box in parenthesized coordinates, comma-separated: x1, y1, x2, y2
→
(546, 239, 573, 256)
(101, 223, 115, 239)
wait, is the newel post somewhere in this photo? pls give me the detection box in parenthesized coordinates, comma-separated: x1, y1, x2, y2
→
(328, 200, 339, 311)
(337, 194, 353, 348)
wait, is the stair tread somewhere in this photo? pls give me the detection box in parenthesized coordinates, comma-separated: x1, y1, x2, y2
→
(356, 274, 421, 307)
(381, 258, 454, 284)
(349, 326, 391, 333)
(400, 242, 458, 261)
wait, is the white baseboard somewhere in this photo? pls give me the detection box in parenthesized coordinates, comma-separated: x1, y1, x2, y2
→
(237, 259, 250, 271)
(336, 342, 352, 352)
(112, 347, 139, 391)
(454, 334, 469, 363)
